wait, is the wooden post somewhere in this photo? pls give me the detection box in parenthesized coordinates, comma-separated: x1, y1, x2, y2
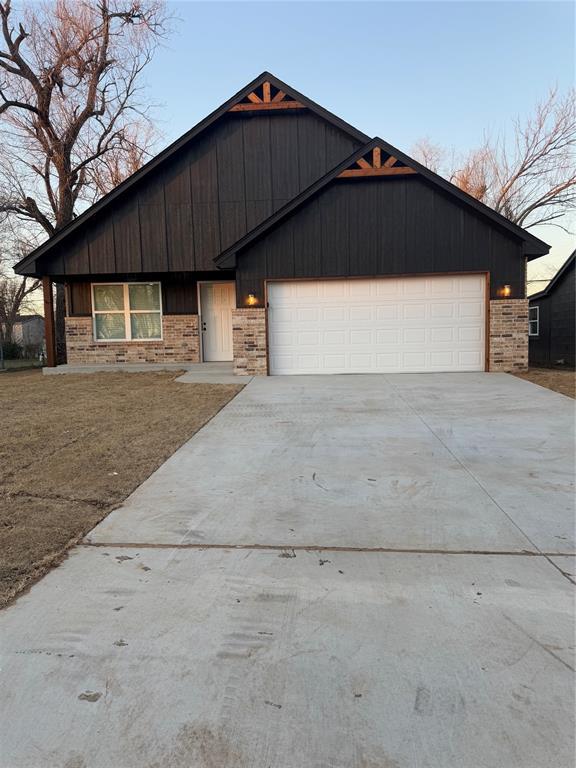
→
(42, 276, 56, 367)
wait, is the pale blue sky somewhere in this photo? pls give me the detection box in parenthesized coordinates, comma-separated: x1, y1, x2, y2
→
(144, 1, 575, 279)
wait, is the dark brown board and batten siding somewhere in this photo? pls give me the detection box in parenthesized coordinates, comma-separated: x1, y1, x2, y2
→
(37, 112, 362, 278)
(67, 272, 230, 317)
(235, 176, 526, 302)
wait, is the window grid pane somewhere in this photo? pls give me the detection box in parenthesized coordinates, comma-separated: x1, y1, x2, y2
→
(95, 313, 127, 340)
(130, 312, 162, 339)
(129, 283, 161, 311)
(92, 283, 162, 342)
(93, 284, 125, 311)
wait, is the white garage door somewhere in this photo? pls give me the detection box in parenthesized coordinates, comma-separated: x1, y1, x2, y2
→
(267, 275, 486, 375)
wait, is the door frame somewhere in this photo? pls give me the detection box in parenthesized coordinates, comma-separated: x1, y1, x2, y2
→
(197, 280, 236, 363)
(264, 271, 491, 374)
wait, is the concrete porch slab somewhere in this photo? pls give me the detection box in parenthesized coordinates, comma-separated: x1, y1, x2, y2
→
(42, 361, 245, 384)
(43, 362, 200, 374)
(176, 363, 250, 384)
(0, 545, 572, 768)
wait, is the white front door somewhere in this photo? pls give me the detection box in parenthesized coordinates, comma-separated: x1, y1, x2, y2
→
(267, 275, 486, 375)
(200, 282, 235, 361)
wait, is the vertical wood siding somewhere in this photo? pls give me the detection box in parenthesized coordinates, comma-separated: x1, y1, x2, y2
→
(235, 177, 526, 301)
(43, 111, 362, 276)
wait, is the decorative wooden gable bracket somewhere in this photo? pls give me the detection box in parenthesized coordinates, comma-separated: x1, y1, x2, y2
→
(338, 148, 417, 178)
(229, 82, 305, 112)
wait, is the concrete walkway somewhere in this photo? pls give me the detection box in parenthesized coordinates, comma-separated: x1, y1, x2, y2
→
(1, 373, 574, 767)
(43, 361, 244, 384)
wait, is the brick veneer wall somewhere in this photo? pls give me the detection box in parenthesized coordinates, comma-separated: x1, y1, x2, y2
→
(65, 315, 200, 364)
(232, 308, 267, 375)
(489, 299, 529, 372)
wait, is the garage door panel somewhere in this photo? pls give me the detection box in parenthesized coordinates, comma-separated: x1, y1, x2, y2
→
(321, 306, 344, 321)
(350, 329, 372, 345)
(297, 354, 320, 370)
(458, 275, 485, 294)
(403, 278, 427, 296)
(323, 329, 347, 345)
(459, 301, 483, 318)
(430, 303, 455, 319)
(349, 306, 372, 321)
(430, 350, 454, 367)
(267, 276, 485, 375)
(376, 329, 400, 345)
(459, 326, 482, 342)
(376, 280, 400, 297)
(324, 353, 347, 367)
(403, 304, 427, 320)
(376, 352, 401, 368)
(430, 327, 454, 342)
(403, 328, 427, 343)
(429, 276, 457, 295)
(376, 305, 399, 321)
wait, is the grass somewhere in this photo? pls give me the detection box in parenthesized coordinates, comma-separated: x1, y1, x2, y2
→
(514, 367, 575, 399)
(0, 370, 242, 608)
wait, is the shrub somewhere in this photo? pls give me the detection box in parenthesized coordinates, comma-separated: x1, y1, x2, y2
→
(0, 340, 23, 359)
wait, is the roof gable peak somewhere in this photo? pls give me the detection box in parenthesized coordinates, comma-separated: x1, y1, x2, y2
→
(14, 71, 369, 275)
(337, 140, 417, 179)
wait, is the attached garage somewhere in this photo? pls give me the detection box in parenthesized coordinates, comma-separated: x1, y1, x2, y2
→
(267, 275, 486, 375)
(218, 135, 545, 377)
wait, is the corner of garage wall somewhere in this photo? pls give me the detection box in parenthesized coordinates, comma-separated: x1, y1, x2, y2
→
(489, 299, 529, 372)
(232, 308, 268, 376)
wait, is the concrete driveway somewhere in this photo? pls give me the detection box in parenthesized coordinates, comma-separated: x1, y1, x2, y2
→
(1, 373, 574, 768)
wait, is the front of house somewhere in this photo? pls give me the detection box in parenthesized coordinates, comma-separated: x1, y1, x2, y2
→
(15, 73, 549, 375)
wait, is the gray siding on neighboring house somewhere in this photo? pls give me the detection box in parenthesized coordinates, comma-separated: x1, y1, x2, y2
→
(10, 316, 44, 347)
(529, 257, 575, 367)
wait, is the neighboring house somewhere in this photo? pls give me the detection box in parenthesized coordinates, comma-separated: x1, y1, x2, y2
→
(528, 251, 575, 369)
(14, 72, 549, 375)
(527, 278, 551, 297)
(2, 315, 44, 353)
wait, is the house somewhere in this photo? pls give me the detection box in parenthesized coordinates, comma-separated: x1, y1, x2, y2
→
(12, 315, 44, 349)
(14, 72, 549, 375)
(528, 251, 575, 369)
(1, 314, 44, 354)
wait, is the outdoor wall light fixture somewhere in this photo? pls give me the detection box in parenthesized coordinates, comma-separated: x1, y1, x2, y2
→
(246, 293, 258, 306)
(498, 284, 512, 298)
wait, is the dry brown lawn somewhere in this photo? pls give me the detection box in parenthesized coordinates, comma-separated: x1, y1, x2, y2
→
(0, 370, 242, 608)
(514, 367, 576, 399)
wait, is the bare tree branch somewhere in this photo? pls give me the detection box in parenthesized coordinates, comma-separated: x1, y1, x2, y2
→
(412, 88, 576, 232)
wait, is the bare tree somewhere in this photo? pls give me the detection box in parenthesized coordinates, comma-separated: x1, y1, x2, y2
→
(411, 137, 448, 175)
(0, 0, 167, 361)
(412, 88, 576, 231)
(0, 218, 39, 343)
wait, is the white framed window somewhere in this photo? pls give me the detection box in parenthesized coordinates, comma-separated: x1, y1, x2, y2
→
(92, 282, 162, 341)
(529, 305, 539, 337)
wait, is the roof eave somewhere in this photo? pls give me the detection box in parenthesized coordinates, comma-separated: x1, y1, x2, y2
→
(528, 290, 547, 301)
